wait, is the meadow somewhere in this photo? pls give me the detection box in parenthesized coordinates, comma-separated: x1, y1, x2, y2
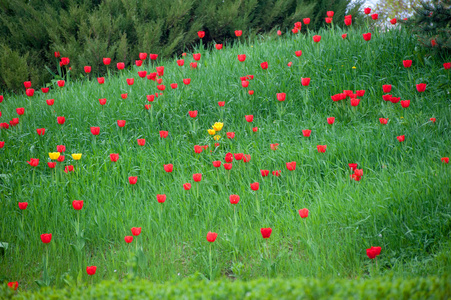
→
(0, 19, 450, 294)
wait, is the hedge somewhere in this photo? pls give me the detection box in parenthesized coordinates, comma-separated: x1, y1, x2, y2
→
(1, 275, 450, 299)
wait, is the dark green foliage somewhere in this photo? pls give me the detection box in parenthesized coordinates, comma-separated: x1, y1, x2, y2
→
(1, 275, 450, 299)
(0, 0, 357, 93)
(404, 0, 451, 55)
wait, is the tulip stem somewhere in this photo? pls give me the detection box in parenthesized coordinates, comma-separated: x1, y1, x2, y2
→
(209, 243, 213, 281)
(255, 193, 260, 215)
(196, 183, 199, 199)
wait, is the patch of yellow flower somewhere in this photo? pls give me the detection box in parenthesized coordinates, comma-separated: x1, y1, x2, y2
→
(72, 153, 82, 160)
(48, 152, 60, 160)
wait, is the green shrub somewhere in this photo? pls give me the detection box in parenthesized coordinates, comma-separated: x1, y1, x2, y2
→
(1, 276, 449, 299)
(0, 0, 361, 92)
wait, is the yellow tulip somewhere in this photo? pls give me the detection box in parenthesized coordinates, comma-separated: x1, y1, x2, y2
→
(72, 153, 82, 160)
(208, 129, 216, 135)
(213, 122, 223, 132)
(48, 152, 60, 160)
(213, 135, 221, 141)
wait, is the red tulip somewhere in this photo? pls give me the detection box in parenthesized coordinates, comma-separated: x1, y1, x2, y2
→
(16, 107, 24, 115)
(157, 194, 166, 203)
(444, 62, 451, 70)
(193, 53, 201, 61)
(7, 282, 18, 290)
(390, 96, 400, 103)
(273, 170, 281, 176)
(206, 231, 218, 242)
(157, 85, 166, 91)
(301, 78, 311, 86)
(248, 90, 254, 95)
(250, 182, 259, 191)
(349, 163, 358, 171)
(86, 266, 97, 276)
(197, 31, 205, 38)
(164, 164, 173, 173)
(40, 233, 52, 244)
(313, 35, 321, 43)
(326, 10, 334, 17)
(299, 208, 309, 218)
(295, 50, 302, 57)
(193, 173, 202, 182)
(72, 200, 84, 210)
(212, 161, 222, 168)
(218, 101, 225, 107)
(366, 246, 381, 259)
(169, 83, 177, 89)
(37, 128, 46, 135)
(362, 32, 372, 41)
(64, 165, 74, 173)
(350, 98, 360, 106)
(441, 157, 449, 164)
(9, 118, 19, 127)
(54, 51, 61, 58)
(83, 66, 91, 73)
(144, 104, 151, 110)
(46, 99, 54, 106)
(126, 78, 134, 86)
(364, 7, 371, 14)
(253, 127, 258, 132)
(228, 194, 240, 205)
(325, 17, 332, 23)
(57, 80, 65, 87)
(224, 163, 233, 170)
(256, 170, 268, 178)
(225, 152, 233, 163)
(41, 87, 49, 93)
(345, 17, 352, 26)
(159, 131, 168, 138)
(183, 183, 191, 190)
(19, 202, 28, 210)
(57, 116, 66, 125)
(190, 62, 198, 69)
(270, 143, 279, 150)
(90, 127, 100, 135)
(115, 120, 126, 128)
(138, 71, 147, 78)
(286, 161, 296, 171)
(188, 110, 198, 118)
(106, 154, 119, 163)
(121, 94, 128, 99)
(60, 57, 70, 66)
(150, 54, 158, 60)
(277, 93, 286, 102)
(137, 139, 146, 146)
(97, 77, 105, 84)
(371, 13, 378, 20)
(136, 60, 143, 66)
(147, 72, 157, 81)
(260, 62, 268, 70)
(235, 30, 242, 37)
(237, 54, 246, 62)
(226, 132, 235, 139)
(128, 176, 138, 185)
(191, 145, 201, 154)
(397, 135, 405, 142)
(0, 123, 9, 129)
(215, 44, 223, 50)
(98, 98, 107, 106)
(57, 155, 65, 162)
(0, 141, 4, 148)
(240, 80, 248, 88)
(302, 129, 311, 137)
(355, 90, 365, 97)
(379, 117, 389, 125)
(47, 162, 56, 169)
(430, 118, 436, 123)
(390, 18, 397, 24)
(116, 62, 125, 70)
(416, 83, 426, 93)
(103, 58, 111, 65)
(327, 117, 335, 125)
(245, 115, 253, 122)
(342, 34, 347, 39)
(382, 84, 392, 93)
(138, 52, 147, 60)
(243, 154, 251, 163)
(26, 88, 35, 97)
(156, 66, 164, 76)
(294, 21, 302, 29)
(124, 236, 133, 243)
(400, 100, 410, 108)
(234, 153, 243, 161)
(317, 145, 327, 153)
(260, 228, 272, 239)
(403, 60, 412, 68)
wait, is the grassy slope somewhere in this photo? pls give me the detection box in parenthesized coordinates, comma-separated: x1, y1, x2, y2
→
(0, 25, 450, 290)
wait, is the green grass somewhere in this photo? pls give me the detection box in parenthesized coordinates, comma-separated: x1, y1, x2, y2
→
(0, 24, 450, 291)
